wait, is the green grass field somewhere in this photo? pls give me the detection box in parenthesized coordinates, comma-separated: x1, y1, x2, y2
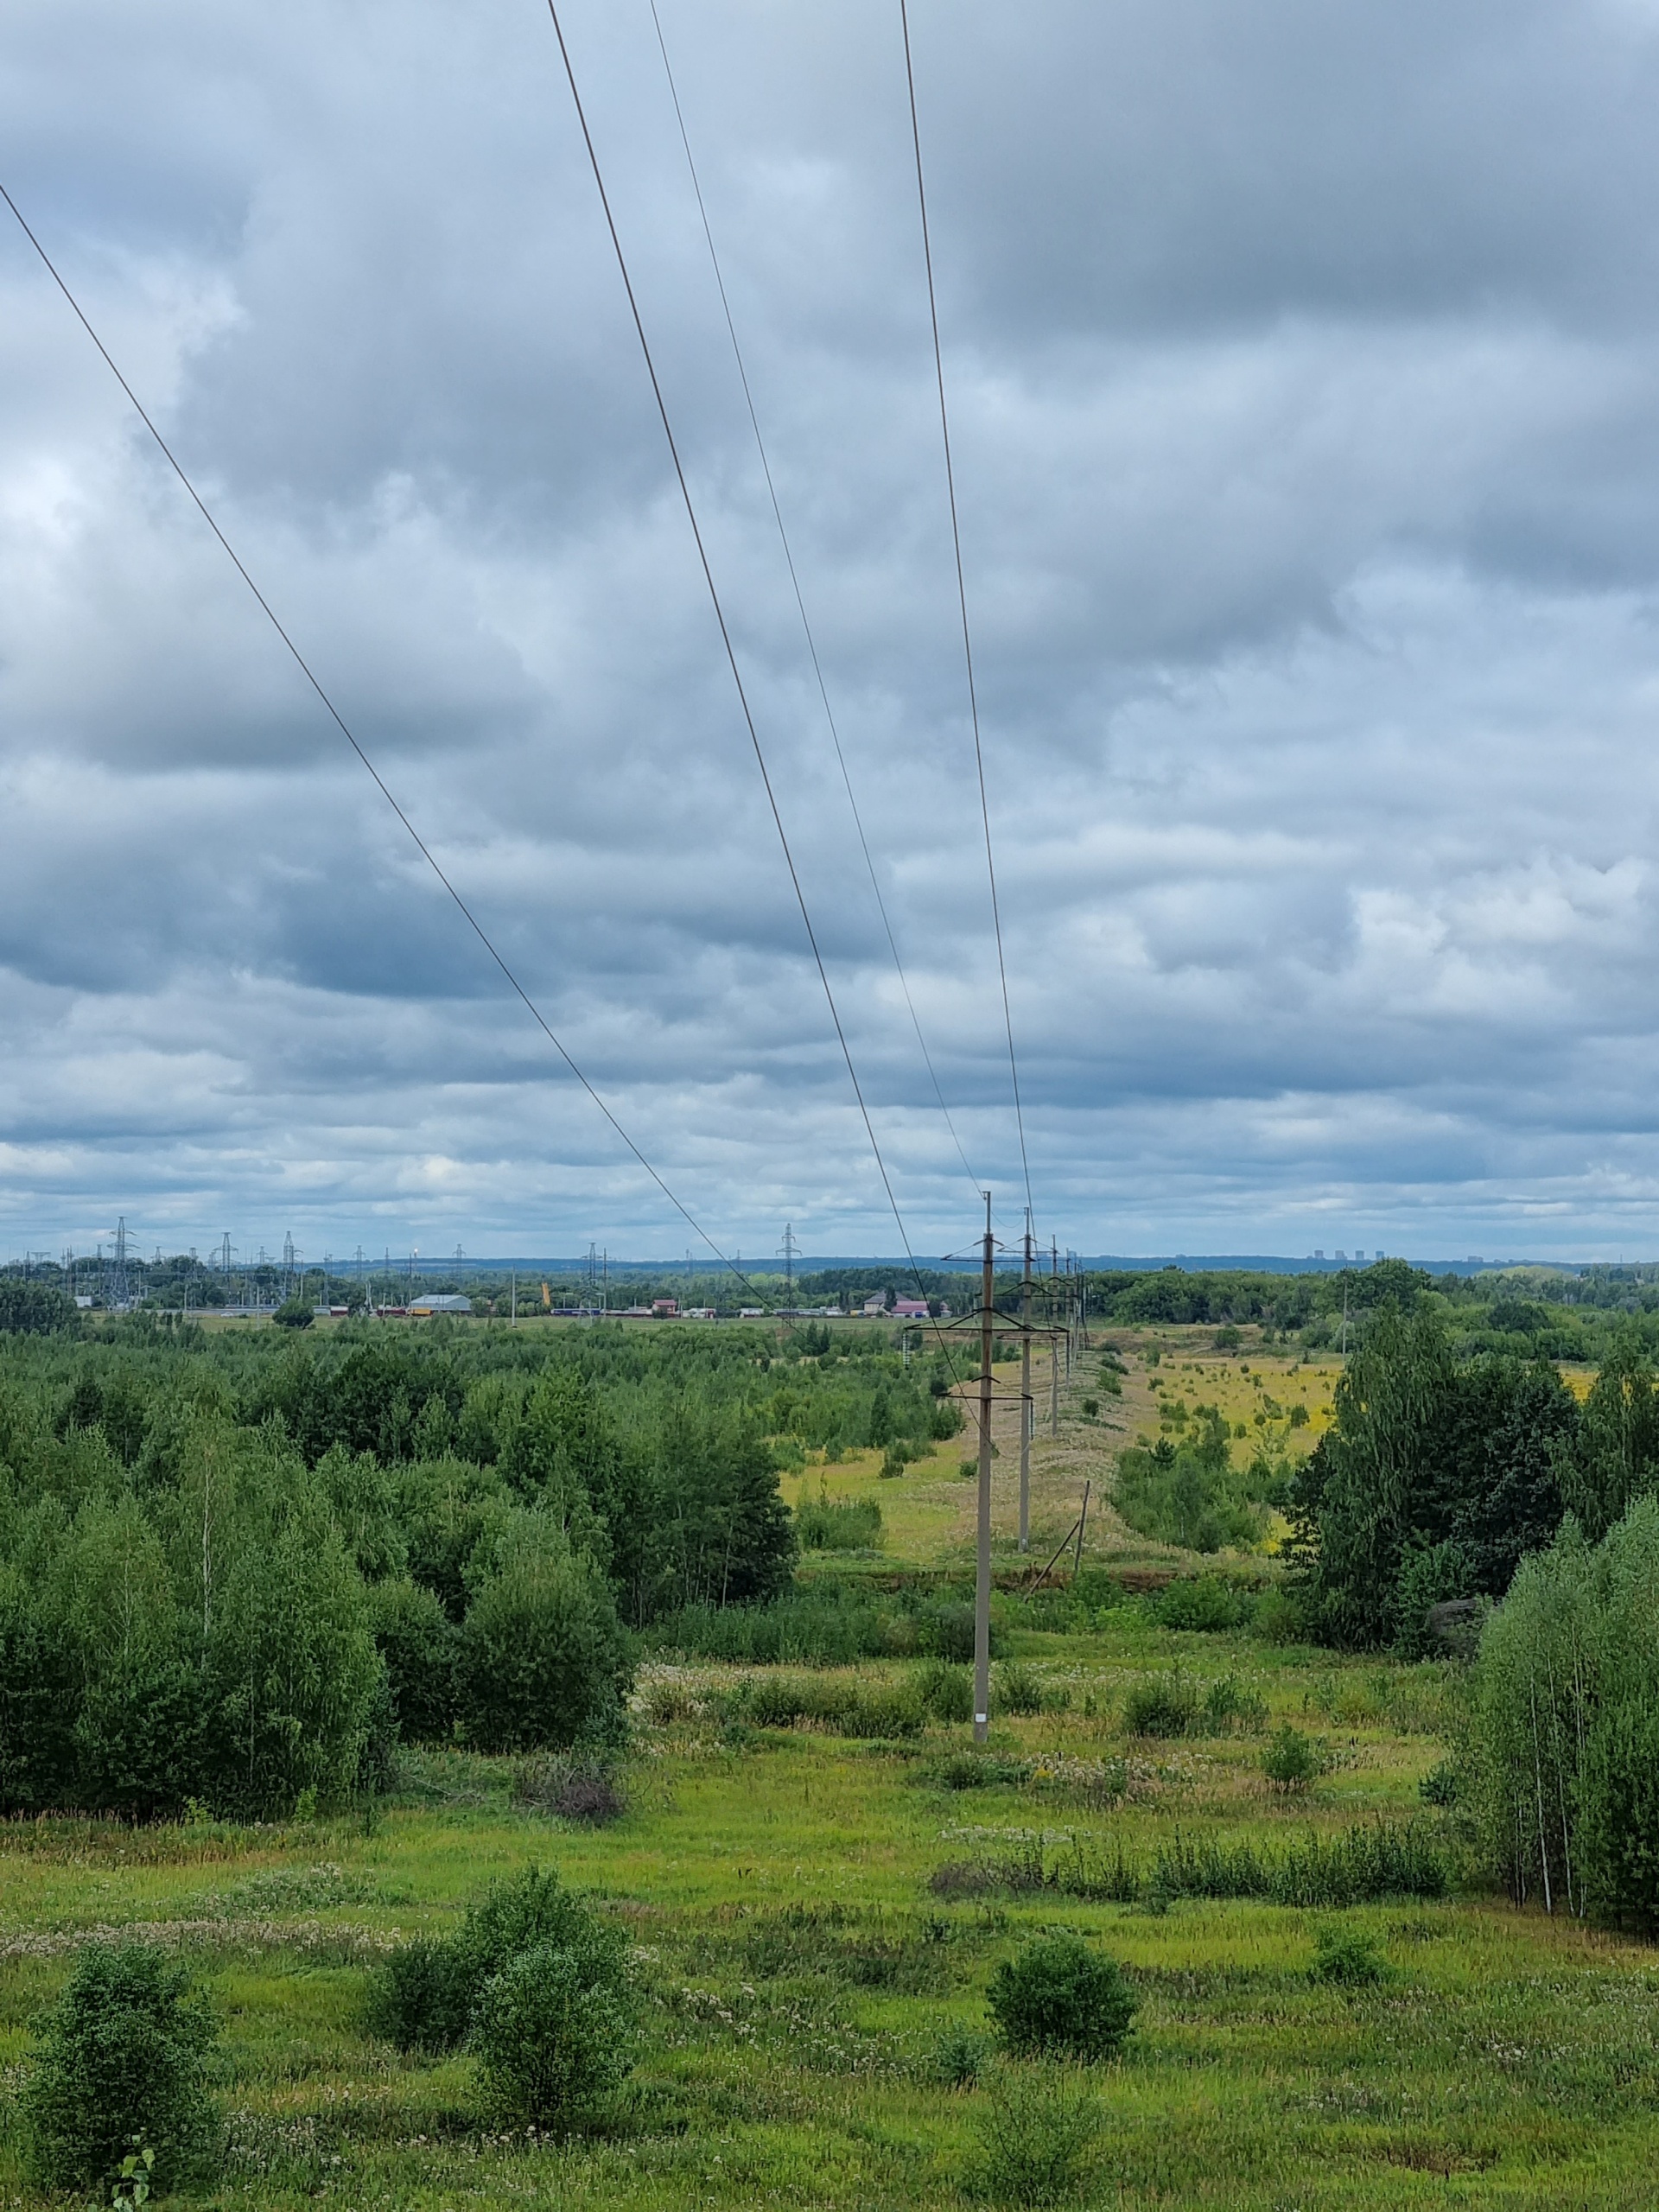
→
(3, 1325, 1656, 2209)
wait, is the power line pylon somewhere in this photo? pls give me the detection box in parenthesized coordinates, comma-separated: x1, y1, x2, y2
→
(1019, 1214, 1033, 1555)
(778, 1224, 798, 1294)
(974, 1192, 995, 1745)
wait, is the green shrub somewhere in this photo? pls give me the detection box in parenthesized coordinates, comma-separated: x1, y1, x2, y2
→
(22, 1943, 218, 2195)
(1418, 1755, 1460, 1807)
(366, 1937, 472, 2053)
(970, 2063, 1103, 2207)
(931, 2024, 988, 2088)
(918, 1600, 1003, 1664)
(841, 1683, 925, 1738)
(1202, 1674, 1268, 1734)
(1251, 1586, 1306, 1644)
(735, 1672, 924, 1738)
(1157, 1576, 1248, 1631)
(918, 1659, 974, 1723)
(369, 1866, 622, 2055)
(1114, 1435, 1266, 1554)
(994, 1661, 1046, 1717)
(930, 1395, 966, 1439)
(986, 1935, 1137, 2062)
(934, 1751, 1031, 1790)
(460, 1542, 630, 1751)
(644, 1585, 897, 1665)
(369, 1576, 459, 1743)
(1310, 1925, 1390, 1986)
(469, 1936, 633, 2126)
(1123, 1675, 1198, 1738)
(1262, 1725, 1326, 1793)
(794, 1493, 883, 1551)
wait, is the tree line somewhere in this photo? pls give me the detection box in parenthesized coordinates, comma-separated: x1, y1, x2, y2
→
(0, 1319, 957, 1818)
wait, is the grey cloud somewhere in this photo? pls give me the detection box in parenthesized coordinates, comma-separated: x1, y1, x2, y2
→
(6, 0, 1659, 1260)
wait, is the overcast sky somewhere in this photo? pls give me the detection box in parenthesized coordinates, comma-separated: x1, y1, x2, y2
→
(8, 0, 1659, 1267)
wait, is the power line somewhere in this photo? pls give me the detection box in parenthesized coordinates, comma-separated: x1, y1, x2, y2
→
(644, 0, 982, 1210)
(0, 176, 767, 1302)
(540, 0, 966, 1376)
(898, 0, 1034, 1230)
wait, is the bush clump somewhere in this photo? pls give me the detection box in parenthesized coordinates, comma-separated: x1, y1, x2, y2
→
(1157, 1576, 1250, 1631)
(987, 1935, 1138, 2063)
(794, 1491, 883, 1550)
(1262, 1725, 1327, 1793)
(1123, 1675, 1198, 1738)
(644, 1584, 897, 1665)
(917, 1599, 1004, 1665)
(970, 2063, 1103, 2207)
(1309, 1925, 1390, 1986)
(368, 1865, 626, 2066)
(994, 1661, 1048, 1716)
(512, 1753, 627, 1824)
(1124, 1672, 1266, 1739)
(22, 1942, 219, 2196)
(931, 2024, 988, 2088)
(918, 1659, 974, 1724)
(729, 1672, 924, 1738)
(470, 1935, 634, 2126)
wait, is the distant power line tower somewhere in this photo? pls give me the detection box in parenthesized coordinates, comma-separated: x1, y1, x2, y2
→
(282, 1231, 297, 1300)
(111, 1217, 130, 1309)
(778, 1224, 799, 1292)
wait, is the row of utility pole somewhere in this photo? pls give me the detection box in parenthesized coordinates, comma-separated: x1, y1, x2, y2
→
(972, 1196, 1090, 1745)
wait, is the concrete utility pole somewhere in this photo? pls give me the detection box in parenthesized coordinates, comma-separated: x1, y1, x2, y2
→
(974, 1192, 995, 1746)
(1050, 1237, 1061, 1435)
(1019, 1217, 1033, 1554)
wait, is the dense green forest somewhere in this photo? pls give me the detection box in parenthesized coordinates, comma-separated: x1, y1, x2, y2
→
(0, 1312, 961, 1820)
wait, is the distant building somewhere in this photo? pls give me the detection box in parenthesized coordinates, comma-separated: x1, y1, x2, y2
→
(684, 1306, 715, 1319)
(652, 1298, 678, 1316)
(739, 1306, 766, 1319)
(409, 1293, 471, 1316)
(893, 1298, 929, 1319)
(862, 1294, 889, 1316)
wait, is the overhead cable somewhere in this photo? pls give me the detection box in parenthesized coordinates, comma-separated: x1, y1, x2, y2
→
(540, 0, 963, 1371)
(645, 0, 982, 1211)
(898, 0, 1035, 1230)
(0, 176, 767, 1300)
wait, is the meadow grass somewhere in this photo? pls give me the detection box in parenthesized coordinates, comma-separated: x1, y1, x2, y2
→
(1, 1324, 1655, 2207)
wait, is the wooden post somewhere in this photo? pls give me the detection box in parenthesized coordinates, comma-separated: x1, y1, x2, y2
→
(975, 1192, 995, 1745)
(1073, 1479, 1090, 1580)
(1019, 1218, 1033, 1554)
